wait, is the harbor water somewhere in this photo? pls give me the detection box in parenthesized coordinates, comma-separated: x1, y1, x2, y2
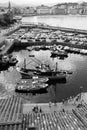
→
(12, 49, 87, 103)
(22, 15, 87, 30)
(1, 15, 87, 103)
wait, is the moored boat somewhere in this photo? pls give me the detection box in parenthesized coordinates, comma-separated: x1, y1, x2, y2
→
(35, 63, 67, 83)
(48, 73, 66, 83)
(40, 45, 49, 50)
(51, 50, 68, 58)
(15, 79, 48, 94)
(18, 57, 67, 83)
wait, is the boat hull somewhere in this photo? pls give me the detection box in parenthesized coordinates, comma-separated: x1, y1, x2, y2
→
(20, 71, 33, 79)
(15, 85, 48, 94)
(51, 52, 68, 57)
(48, 75, 66, 83)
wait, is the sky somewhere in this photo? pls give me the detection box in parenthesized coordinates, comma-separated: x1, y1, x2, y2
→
(0, 0, 86, 6)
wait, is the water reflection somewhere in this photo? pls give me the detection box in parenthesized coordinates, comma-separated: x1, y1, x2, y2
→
(48, 83, 83, 103)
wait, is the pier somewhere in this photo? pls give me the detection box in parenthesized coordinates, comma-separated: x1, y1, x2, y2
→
(21, 22, 87, 34)
(0, 24, 21, 55)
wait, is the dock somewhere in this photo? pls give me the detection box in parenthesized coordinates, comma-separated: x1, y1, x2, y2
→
(21, 22, 87, 34)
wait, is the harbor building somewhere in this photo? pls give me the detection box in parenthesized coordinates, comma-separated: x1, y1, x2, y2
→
(51, 6, 67, 15)
(67, 7, 79, 15)
(22, 7, 35, 16)
(51, 3, 68, 15)
(36, 5, 51, 15)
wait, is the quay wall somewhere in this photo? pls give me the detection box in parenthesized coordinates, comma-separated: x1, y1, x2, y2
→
(4, 26, 21, 36)
(0, 40, 15, 56)
(21, 23, 87, 34)
(14, 40, 87, 49)
(0, 25, 21, 55)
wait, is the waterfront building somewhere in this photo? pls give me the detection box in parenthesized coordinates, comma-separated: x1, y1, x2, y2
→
(36, 5, 51, 15)
(22, 7, 35, 16)
(51, 3, 68, 15)
(67, 7, 79, 15)
(66, 3, 79, 14)
(12, 7, 22, 15)
(80, 3, 87, 15)
(51, 6, 67, 15)
(83, 7, 87, 15)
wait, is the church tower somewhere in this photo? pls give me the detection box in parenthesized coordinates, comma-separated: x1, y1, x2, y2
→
(8, 1, 11, 11)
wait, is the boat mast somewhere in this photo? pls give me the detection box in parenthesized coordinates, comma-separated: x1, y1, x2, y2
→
(55, 62, 58, 72)
(24, 58, 26, 69)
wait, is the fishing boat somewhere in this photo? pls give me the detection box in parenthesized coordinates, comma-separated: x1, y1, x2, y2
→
(18, 58, 67, 83)
(35, 62, 67, 83)
(15, 79, 48, 94)
(18, 70, 34, 79)
(51, 50, 68, 58)
(17, 58, 37, 79)
(48, 73, 66, 82)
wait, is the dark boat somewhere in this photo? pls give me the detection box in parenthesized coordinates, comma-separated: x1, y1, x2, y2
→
(48, 73, 66, 82)
(17, 58, 37, 79)
(51, 50, 68, 58)
(40, 45, 49, 50)
(18, 58, 67, 82)
(18, 70, 33, 79)
(35, 63, 67, 82)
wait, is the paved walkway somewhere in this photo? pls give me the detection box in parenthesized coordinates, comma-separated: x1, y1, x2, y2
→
(23, 93, 85, 114)
(23, 102, 76, 114)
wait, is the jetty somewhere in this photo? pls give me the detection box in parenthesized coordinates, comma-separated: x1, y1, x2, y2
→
(21, 22, 87, 34)
(0, 23, 21, 55)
